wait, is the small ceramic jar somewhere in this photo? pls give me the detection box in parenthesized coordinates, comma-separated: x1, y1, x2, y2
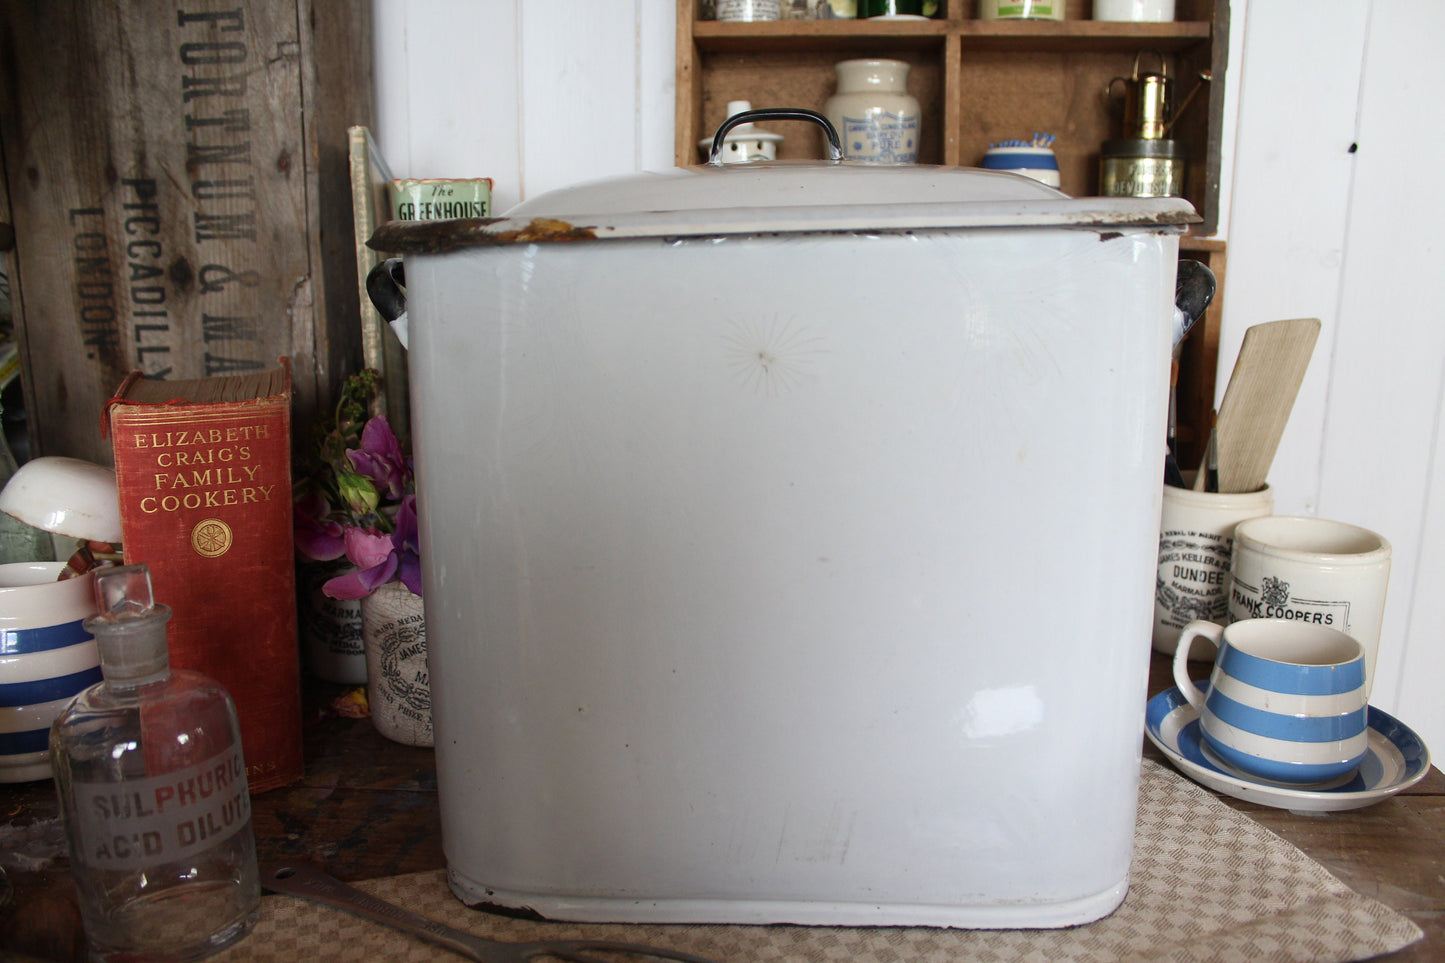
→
(714, 0, 781, 20)
(1094, 0, 1174, 21)
(979, 145, 1061, 188)
(858, 0, 924, 16)
(979, 0, 1064, 20)
(698, 100, 786, 164)
(360, 581, 432, 746)
(824, 59, 921, 164)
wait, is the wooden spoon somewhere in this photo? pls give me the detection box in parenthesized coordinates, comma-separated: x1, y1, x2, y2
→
(1208, 317, 1321, 493)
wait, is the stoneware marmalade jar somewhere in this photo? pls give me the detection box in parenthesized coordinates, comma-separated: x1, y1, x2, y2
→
(824, 59, 921, 164)
(360, 582, 432, 747)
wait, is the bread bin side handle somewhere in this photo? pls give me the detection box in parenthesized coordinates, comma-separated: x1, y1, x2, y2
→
(366, 257, 410, 350)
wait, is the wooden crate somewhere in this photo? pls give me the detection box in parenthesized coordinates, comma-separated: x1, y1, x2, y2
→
(0, 0, 373, 464)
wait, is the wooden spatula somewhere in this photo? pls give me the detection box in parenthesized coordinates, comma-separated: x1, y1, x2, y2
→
(1209, 317, 1321, 493)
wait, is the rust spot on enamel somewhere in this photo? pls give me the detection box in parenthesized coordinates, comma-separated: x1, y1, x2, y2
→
(369, 217, 597, 255)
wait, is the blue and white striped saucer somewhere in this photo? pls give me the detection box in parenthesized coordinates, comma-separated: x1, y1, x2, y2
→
(1146, 685, 1431, 812)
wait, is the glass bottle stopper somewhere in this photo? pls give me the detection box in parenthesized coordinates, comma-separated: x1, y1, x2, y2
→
(94, 562, 157, 618)
(85, 563, 172, 685)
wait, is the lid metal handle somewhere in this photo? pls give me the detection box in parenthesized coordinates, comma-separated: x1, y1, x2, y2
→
(708, 108, 843, 166)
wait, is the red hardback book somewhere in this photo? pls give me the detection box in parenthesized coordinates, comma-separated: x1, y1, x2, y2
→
(106, 361, 302, 793)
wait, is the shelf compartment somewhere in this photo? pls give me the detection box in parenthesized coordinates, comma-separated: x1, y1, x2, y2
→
(691, 19, 1211, 55)
(690, 47, 947, 164)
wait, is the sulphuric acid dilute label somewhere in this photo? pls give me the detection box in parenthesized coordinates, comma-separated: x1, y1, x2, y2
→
(70, 745, 251, 871)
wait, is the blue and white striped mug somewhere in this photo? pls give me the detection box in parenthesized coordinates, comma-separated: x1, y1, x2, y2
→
(0, 562, 100, 782)
(1173, 618, 1368, 785)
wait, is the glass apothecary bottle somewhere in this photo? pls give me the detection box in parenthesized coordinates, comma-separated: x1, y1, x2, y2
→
(50, 563, 260, 962)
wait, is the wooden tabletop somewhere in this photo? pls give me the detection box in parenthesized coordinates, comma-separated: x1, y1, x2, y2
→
(3, 654, 1442, 962)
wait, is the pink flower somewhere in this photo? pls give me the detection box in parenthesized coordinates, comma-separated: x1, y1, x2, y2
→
(321, 527, 400, 600)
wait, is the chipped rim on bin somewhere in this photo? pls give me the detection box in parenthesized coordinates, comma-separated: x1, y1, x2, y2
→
(368, 163, 1198, 255)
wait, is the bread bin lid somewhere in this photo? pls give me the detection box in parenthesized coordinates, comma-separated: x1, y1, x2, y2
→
(370, 159, 1199, 255)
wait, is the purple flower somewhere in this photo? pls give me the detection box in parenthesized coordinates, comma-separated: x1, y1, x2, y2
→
(300, 402, 425, 600)
(293, 491, 346, 561)
(346, 416, 411, 502)
(321, 494, 424, 600)
(393, 494, 423, 597)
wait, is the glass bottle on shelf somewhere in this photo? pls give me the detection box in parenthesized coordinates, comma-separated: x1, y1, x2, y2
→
(50, 563, 260, 962)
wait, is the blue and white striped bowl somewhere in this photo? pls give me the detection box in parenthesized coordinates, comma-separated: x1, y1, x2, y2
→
(0, 562, 100, 782)
(979, 146, 1061, 188)
(1183, 619, 1368, 785)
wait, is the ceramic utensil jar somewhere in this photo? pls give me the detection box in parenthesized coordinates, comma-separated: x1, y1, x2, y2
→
(824, 59, 920, 164)
(1153, 482, 1273, 655)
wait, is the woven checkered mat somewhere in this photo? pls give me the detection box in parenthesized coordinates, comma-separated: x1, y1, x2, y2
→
(216, 760, 1421, 963)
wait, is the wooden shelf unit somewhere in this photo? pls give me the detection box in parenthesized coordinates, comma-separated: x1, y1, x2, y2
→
(675, 0, 1229, 469)
(677, 0, 1226, 234)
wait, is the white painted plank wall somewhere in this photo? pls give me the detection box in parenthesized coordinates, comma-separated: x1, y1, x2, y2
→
(1332, 2, 1445, 751)
(373, 1, 522, 206)
(373, 0, 675, 212)
(373, 0, 1445, 755)
(1220, 1, 1445, 753)
(1216, 3, 1366, 521)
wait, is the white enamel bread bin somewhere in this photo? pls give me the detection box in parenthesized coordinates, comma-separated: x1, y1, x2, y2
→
(374, 153, 1196, 928)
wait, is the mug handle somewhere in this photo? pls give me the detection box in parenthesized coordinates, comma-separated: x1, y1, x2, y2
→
(1173, 620, 1222, 710)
